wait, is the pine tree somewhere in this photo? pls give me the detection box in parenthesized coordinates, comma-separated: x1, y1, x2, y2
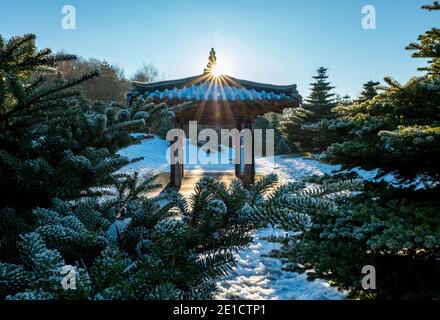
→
(0, 34, 286, 300)
(1, 170, 282, 299)
(406, 1, 440, 76)
(264, 2, 440, 300)
(0, 34, 191, 212)
(282, 67, 336, 152)
(304, 67, 336, 118)
(357, 80, 380, 102)
(256, 174, 440, 299)
(336, 94, 353, 106)
(300, 82, 380, 153)
(322, 76, 440, 180)
(1, 232, 92, 300)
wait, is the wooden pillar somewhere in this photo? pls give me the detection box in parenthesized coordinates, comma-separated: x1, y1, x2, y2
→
(234, 120, 242, 178)
(234, 117, 255, 186)
(180, 121, 185, 179)
(170, 119, 184, 189)
(170, 135, 177, 188)
(243, 118, 255, 186)
(250, 121, 255, 185)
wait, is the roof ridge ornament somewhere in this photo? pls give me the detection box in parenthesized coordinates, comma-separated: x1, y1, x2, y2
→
(203, 48, 217, 74)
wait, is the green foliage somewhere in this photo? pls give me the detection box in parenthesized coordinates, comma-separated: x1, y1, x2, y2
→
(0, 172, 276, 300)
(0, 207, 30, 264)
(99, 174, 275, 300)
(2, 232, 92, 300)
(0, 34, 98, 125)
(269, 3, 440, 300)
(282, 67, 336, 152)
(1, 34, 254, 301)
(254, 113, 293, 155)
(0, 33, 189, 257)
(305, 67, 336, 114)
(358, 81, 381, 103)
(322, 76, 440, 180)
(406, 1, 440, 76)
(260, 176, 440, 299)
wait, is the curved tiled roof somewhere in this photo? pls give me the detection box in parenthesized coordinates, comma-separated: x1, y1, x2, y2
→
(128, 74, 301, 103)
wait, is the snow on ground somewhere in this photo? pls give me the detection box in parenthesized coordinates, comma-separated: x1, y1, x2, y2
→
(118, 137, 347, 300)
(215, 228, 344, 300)
(119, 136, 438, 299)
(118, 136, 169, 173)
(347, 167, 439, 190)
(119, 136, 430, 188)
(258, 154, 439, 190)
(217, 156, 345, 300)
(256, 155, 340, 183)
(119, 136, 236, 173)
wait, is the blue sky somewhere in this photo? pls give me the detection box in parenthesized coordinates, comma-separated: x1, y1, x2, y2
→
(0, 0, 437, 97)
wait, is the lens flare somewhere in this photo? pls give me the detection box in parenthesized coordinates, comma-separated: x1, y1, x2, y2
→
(211, 64, 223, 76)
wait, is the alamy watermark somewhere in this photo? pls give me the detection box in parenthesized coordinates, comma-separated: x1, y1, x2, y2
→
(361, 265, 377, 290)
(362, 5, 376, 30)
(61, 265, 77, 290)
(61, 5, 76, 30)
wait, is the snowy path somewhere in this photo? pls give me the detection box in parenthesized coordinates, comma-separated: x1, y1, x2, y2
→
(119, 137, 346, 300)
(215, 229, 343, 300)
(215, 156, 345, 300)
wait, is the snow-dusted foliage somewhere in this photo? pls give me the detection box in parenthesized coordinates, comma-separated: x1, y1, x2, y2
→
(0, 34, 269, 300)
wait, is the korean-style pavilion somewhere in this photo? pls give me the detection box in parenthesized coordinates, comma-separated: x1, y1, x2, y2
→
(128, 49, 302, 188)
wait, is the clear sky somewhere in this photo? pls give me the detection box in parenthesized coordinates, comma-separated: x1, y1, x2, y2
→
(0, 0, 437, 97)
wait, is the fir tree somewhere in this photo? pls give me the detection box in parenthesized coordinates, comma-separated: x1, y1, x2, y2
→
(0, 34, 190, 212)
(257, 174, 440, 299)
(304, 67, 336, 118)
(357, 80, 380, 102)
(1, 171, 282, 300)
(406, 1, 440, 76)
(323, 76, 440, 180)
(336, 94, 353, 106)
(282, 67, 336, 152)
(0, 34, 286, 300)
(263, 2, 440, 300)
